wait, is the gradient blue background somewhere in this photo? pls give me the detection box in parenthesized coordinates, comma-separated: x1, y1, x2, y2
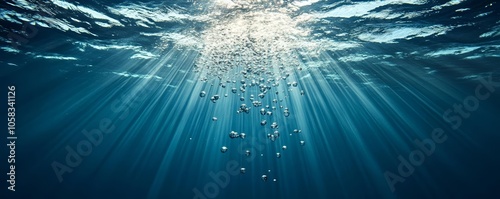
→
(1, 0, 500, 198)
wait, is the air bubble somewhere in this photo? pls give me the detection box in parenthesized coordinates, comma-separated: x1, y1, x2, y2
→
(229, 131, 239, 139)
(270, 122, 278, 129)
(261, 120, 267, 126)
(221, 146, 228, 153)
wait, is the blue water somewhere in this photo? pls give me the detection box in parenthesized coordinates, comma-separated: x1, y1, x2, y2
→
(1, 0, 500, 198)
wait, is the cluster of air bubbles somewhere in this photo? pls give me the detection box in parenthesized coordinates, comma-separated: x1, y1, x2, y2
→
(193, 10, 311, 84)
(237, 104, 250, 114)
(252, 100, 262, 107)
(286, 81, 298, 87)
(210, 95, 220, 103)
(229, 131, 245, 139)
(267, 133, 276, 142)
(221, 146, 228, 153)
(193, 9, 314, 183)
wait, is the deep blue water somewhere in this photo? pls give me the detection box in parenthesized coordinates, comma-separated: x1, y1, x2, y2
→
(1, 0, 500, 198)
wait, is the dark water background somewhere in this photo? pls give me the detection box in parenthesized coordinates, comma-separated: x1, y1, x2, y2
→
(1, 0, 500, 198)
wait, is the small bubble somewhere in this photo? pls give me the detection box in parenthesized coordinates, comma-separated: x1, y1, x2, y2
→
(221, 146, 228, 153)
(229, 131, 240, 139)
(270, 122, 278, 129)
(269, 134, 276, 142)
(200, 91, 206, 97)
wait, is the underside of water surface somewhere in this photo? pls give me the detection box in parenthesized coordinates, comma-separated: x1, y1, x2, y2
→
(1, 0, 500, 199)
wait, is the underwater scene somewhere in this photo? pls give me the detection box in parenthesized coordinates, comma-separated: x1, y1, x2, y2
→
(1, 0, 500, 198)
